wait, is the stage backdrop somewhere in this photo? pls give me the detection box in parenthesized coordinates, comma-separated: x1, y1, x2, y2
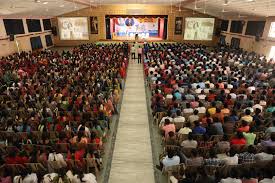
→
(107, 15, 167, 40)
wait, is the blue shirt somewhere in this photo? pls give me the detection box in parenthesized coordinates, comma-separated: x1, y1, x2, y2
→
(193, 126, 206, 135)
(174, 92, 182, 100)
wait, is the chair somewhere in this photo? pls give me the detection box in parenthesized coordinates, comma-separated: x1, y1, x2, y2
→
(181, 147, 196, 157)
(209, 135, 223, 143)
(174, 122, 185, 131)
(55, 143, 70, 153)
(176, 133, 188, 144)
(84, 158, 100, 178)
(25, 163, 46, 173)
(163, 163, 185, 182)
(154, 112, 166, 125)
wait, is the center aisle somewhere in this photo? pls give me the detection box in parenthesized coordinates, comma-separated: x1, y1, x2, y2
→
(108, 61, 155, 183)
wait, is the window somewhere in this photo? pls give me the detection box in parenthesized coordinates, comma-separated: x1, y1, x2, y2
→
(268, 22, 275, 38)
(3, 19, 25, 35)
(269, 46, 275, 60)
(27, 19, 42, 32)
(221, 20, 229, 32)
(245, 21, 265, 37)
(230, 21, 244, 34)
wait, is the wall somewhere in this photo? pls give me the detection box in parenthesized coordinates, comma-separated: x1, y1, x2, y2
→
(52, 4, 219, 46)
(221, 16, 275, 57)
(0, 18, 53, 57)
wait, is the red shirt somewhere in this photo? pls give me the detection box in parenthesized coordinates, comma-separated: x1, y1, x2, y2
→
(230, 138, 246, 145)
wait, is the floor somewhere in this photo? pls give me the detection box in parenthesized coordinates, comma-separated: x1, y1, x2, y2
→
(108, 60, 155, 183)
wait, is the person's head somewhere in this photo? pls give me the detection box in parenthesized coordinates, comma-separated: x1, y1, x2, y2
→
(241, 120, 248, 127)
(168, 131, 175, 138)
(194, 120, 200, 127)
(186, 103, 191, 108)
(247, 145, 256, 154)
(187, 132, 193, 140)
(167, 149, 175, 158)
(236, 131, 244, 139)
(270, 132, 275, 141)
(245, 109, 251, 115)
(164, 118, 171, 125)
(193, 109, 199, 115)
(185, 122, 191, 128)
(229, 148, 237, 157)
(216, 108, 221, 113)
(190, 149, 198, 157)
(176, 110, 181, 116)
(229, 167, 240, 178)
(209, 148, 217, 158)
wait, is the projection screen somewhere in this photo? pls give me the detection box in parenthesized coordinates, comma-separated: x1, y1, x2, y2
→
(58, 17, 89, 40)
(184, 18, 215, 40)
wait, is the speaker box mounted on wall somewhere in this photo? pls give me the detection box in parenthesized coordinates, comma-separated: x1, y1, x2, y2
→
(51, 26, 57, 36)
(9, 34, 15, 41)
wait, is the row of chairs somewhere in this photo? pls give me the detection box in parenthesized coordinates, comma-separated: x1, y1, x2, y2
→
(0, 158, 99, 178)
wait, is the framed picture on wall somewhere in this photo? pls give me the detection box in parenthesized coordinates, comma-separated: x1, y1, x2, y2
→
(90, 16, 98, 34)
(175, 17, 183, 35)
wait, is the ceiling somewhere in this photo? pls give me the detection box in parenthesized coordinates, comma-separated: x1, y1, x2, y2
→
(0, 0, 274, 18)
(0, 0, 87, 17)
(183, 0, 275, 19)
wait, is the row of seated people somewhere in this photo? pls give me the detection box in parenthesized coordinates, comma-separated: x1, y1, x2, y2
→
(0, 166, 97, 183)
(0, 43, 129, 182)
(144, 43, 274, 183)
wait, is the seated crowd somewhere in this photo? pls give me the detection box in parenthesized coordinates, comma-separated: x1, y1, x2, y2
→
(144, 43, 275, 183)
(0, 43, 129, 183)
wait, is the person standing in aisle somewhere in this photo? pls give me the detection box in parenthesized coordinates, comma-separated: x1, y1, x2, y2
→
(131, 45, 136, 60)
(138, 46, 143, 64)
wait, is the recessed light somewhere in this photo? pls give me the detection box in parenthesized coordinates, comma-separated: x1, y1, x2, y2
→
(43, 1, 48, 4)
(60, 4, 64, 7)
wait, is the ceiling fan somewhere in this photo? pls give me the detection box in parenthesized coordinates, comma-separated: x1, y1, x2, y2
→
(238, 14, 247, 18)
(176, 0, 189, 12)
(194, 0, 203, 10)
(220, 7, 231, 13)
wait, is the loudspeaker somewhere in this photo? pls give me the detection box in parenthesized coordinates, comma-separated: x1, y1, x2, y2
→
(105, 18, 111, 39)
(9, 34, 14, 41)
(215, 28, 221, 36)
(255, 36, 260, 42)
(51, 26, 57, 36)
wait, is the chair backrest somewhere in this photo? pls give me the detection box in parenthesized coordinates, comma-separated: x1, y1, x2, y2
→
(174, 122, 184, 131)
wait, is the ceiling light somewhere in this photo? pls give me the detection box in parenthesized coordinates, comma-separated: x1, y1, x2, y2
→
(223, 0, 229, 5)
(60, 4, 64, 7)
(43, 2, 48, 4)
(247, 0, 255, 2)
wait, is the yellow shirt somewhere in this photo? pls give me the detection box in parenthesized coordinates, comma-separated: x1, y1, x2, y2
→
(208, 107, 216, 116)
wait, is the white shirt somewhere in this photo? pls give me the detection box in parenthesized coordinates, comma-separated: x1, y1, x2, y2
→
(183, 108, 194, 114)
(72, 173, 97, 183)
(77, 125, 91, 138)
(162, 155, 180, 169)
(220, 178, 242, 183)
(178, 127, 192, 135)
(14, 173, 38, 183)
(159, 116, 173, 128)
(43, 173, 58, 183)
(173, 116, 185, 123)
(223, 155, 238, 165)
(253, 104, 263, 112)
(195, 107, 206, 114)
(131, 46, 135, 53)
(259, 177, 275, 183)
(181, 140, 197, 148)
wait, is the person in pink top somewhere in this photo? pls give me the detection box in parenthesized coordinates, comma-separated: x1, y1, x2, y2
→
(162, 119, 176, 138)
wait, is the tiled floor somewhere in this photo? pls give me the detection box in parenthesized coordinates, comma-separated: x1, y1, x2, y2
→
(108, 61, 155, 183)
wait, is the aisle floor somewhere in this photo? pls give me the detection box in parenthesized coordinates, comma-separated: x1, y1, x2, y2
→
(108, 61, 155, 183)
